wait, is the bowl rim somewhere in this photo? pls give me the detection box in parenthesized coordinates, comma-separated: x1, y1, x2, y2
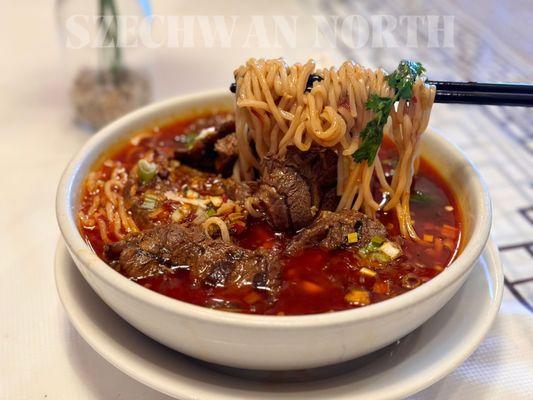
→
(56, 89, 492, 328)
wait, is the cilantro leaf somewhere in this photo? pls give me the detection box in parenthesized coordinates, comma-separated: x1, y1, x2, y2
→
(354, 95, 393, 163)
(353, 60, 426, 164)
(386, 60, 425, 100)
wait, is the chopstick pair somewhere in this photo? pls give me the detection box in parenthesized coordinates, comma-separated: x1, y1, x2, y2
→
(428, 81, 533, 107)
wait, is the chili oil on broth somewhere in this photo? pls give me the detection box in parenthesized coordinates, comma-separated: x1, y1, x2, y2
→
(78, 111, 462, 316)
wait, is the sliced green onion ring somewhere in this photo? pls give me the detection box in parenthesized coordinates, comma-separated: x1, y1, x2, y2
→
(137, 159, 157, 183)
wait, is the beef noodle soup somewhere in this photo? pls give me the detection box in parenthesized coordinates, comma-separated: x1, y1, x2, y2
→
(78, 59, 462, 315)
(78, 114, 462, 315)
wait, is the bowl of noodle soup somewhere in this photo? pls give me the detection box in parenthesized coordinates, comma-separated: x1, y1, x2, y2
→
(57, 87, 491, 370)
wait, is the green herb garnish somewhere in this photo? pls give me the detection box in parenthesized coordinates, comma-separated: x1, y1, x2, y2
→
(182, 133, 197, 149)
(359, 236, 386, 255)
(358, 236, 392, 263)
(140, 193, 159, 210)
(410, 189, 433, 203)
(370, 252, 391, 264)
(353, 60, 426, 164)
(386, 60, 426, 99)
(137, 159, 157, 184)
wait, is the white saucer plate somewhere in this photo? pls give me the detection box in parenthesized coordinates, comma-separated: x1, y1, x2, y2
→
(55, 239, 503, 400)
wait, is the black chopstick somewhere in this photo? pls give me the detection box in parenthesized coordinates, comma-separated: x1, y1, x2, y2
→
(434, 90, 533, 107)
(428, 80, 533, 107)
(427, 81, 533, 94)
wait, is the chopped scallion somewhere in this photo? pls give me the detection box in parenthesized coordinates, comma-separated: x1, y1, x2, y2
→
(360, 236, 386, 254)
(371, 252, 391, 264)
(371, 236, 385, 246)
(140, 194, 158, 210)
(171, 207, 190, 223)
(379, 241, 401, 259)
(137, 159, 157, 183)
(358, 236, 400, 264)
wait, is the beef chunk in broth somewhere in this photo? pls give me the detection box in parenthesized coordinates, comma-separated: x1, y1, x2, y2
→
(174, 114, 236, 176)
(214, 132, 238, 174)
(254, 147, 336, 231)
(223, 177, 256, 204)
(104, 223, 203, 279)
(285, 210, 388, 256)
(104, 223, 281, 294)
(255, 183, 293, 231)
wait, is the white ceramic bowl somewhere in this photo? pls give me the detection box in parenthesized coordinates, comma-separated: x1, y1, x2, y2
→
(56, 90, 492, 371)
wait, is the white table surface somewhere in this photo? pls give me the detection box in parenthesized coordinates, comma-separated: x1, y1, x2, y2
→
(1, 1, 532, 399)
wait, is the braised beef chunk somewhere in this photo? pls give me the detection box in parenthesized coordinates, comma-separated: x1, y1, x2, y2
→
(104, 223, 281, 293)
(104, 223, 203, 278)
(196, 244, 280, 290)
(309, 146, 338, 189)
(174, 114, 236, 176)
(254, 147, 337, 231)
(222, 176, 256, 204)
(263, 150, 322, 229)
(255, 184, 292, 231)
(321, 187, 340, 212)
(214, 132, 238, 174)
(285, 210, 387, 256)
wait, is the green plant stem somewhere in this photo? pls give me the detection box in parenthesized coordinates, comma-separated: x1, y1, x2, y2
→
(99, 0, 121, 84)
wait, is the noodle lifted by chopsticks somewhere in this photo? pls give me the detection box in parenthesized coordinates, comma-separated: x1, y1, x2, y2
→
(232, 58, 436, 240)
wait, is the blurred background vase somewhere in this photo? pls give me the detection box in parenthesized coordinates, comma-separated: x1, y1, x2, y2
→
(56, 0, 153, 131)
